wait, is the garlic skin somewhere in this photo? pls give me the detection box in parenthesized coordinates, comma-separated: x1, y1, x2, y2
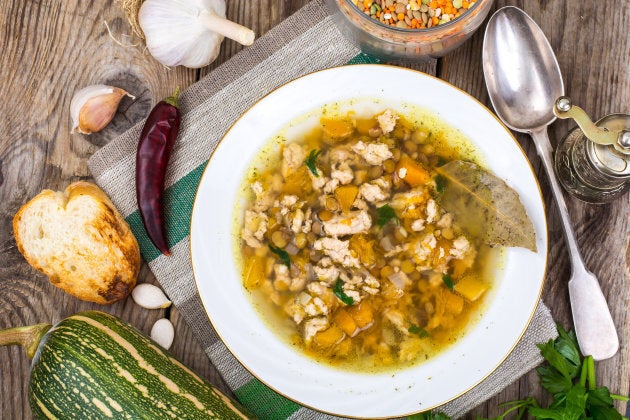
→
(131, 283, 172, 309)
(139, 0, 255, 68)
(150, 318, 175, 350)
(70, 85, 134, 134)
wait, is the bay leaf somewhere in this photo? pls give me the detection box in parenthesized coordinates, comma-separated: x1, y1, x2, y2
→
(436, 161, 537, 252)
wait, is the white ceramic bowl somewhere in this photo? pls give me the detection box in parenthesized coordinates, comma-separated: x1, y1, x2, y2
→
(190, 65, 547, 418)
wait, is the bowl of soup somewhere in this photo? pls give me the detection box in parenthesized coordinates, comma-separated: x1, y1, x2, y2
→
(190, 65, 547, 418)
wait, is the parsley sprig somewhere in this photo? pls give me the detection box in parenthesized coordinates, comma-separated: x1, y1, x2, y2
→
(333, 278, 354, 306)
(376, 204, 398, 227)
(408, 324, 429, 338)
(304, 149, 322, 177)
(268, 244, 290, 269)
(442, 274, 454, 291)
(409, 324, 628, 420)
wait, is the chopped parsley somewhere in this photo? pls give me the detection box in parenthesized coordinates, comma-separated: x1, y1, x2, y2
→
(333, 278, 354, 306)
(408, 324, 429, 338)
(268, 244, 290, 269)
(304, 149, 322, 177)
(442, 274, 454, 291)
(376, 204, 398, 227)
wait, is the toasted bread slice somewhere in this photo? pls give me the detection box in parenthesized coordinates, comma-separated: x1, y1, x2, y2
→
(13, 182, 140, 304)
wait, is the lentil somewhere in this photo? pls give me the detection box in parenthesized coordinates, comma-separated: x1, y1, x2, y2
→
(354, 0, 474, 29)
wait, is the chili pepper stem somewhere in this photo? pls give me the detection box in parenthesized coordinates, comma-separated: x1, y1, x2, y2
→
(0, 323, 51, 359)
(164, 87, 180, 108)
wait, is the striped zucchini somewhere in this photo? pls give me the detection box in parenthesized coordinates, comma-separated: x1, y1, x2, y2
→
(1, 311, 254, 419)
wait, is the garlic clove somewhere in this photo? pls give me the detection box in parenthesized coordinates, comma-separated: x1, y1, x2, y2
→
(131, 283, 172, 309)
(70, 85, 135, 134)
(150, 318, 175, 350)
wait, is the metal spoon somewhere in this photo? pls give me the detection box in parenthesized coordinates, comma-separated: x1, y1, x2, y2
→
(482, 6, 618, 360)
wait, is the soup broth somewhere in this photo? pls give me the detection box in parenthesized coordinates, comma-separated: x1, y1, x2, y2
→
(237, 105, 502, 372)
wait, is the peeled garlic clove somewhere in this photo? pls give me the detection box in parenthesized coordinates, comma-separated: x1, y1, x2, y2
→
(70, 85, 135, 134)
(131, 283, 172, 309)
(150, 318, 175, 350)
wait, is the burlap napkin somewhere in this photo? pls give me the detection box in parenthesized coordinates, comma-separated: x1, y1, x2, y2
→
(88, 0, 558, 418)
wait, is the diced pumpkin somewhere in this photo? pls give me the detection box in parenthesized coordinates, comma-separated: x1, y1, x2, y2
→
(313, 325, 345, 349)
(396, 155, 430, 187)
(349, 234, 377, 267)
(320, 117, 354, 139)
(451, 257, 468, 278)
(283, 166, 312, 195)
(443, 291, 464, 315)
(355, 118, 378, 135)
(333, 308, 359, 337)
(332, 337, 353, 357)
(243, 255, 266, 289)
(334, 184, 359, 213)
(454, 275, 488, 302)
(347, 301, 374, 329)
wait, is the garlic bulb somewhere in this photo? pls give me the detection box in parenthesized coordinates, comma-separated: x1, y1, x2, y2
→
(131, 283, 172, 309)
(150, 318, 175, 350)
(70, 85, 134, 134)
(139, 0, 255, 68)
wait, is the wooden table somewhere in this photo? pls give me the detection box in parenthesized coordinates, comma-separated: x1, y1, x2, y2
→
(1, 0, 627, 417)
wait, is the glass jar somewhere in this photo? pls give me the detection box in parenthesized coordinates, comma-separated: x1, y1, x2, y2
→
(554, 113, 630, 203)
(327, 0, 494, 60)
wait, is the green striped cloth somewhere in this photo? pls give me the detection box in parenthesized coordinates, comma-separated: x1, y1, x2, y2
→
(88, 1, 557, 418)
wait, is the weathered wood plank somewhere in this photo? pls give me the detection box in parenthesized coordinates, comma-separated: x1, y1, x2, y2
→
(0, 0, 196, 417)
(441, 0, 630, 416)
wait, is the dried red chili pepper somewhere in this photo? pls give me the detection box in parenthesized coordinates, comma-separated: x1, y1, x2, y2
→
(136, 88, 181, 256)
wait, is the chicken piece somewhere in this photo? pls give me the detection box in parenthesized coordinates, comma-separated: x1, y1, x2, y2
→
(323, 178, 340, 194)
(322, 210, 372, 236)
(313, 237, 360, 268)
(351, 141, 393, 165)
(278, 195, 299, 214)
(282, 143, 306, 178)
(410, 219, 425, 232)
(313, 261, 340, 284)
(273, 264, 307, 292)
(251, 181, 275, 212)
(390, 187, 428, 219)
(352, 198, 369, 211)
(330, 163, 354, 185)
(436, 213, 452, 229)
(307, 281, 330, 296)
(304, 296, 329, 316)
(362, 274, 380, 295)
(290, 208, 305, 234)
(303, 317, 329, 343)
(329, 145, 357, 166)
(412, 233, 437, 265)
(242, 210, 268, 248)
(342, 283, 362, 304)
(377, 109, 398, 134)
(450, 236, 470, 259)
(309, 172, 327, 190)
(425, 199, 438, 223)
(359, 182, 388, 204)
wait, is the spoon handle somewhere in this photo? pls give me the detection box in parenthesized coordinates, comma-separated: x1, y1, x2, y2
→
(530, 128, 619, 360)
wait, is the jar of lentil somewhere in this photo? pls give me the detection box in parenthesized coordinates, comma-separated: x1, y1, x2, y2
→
(327, 0, 494, 60)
